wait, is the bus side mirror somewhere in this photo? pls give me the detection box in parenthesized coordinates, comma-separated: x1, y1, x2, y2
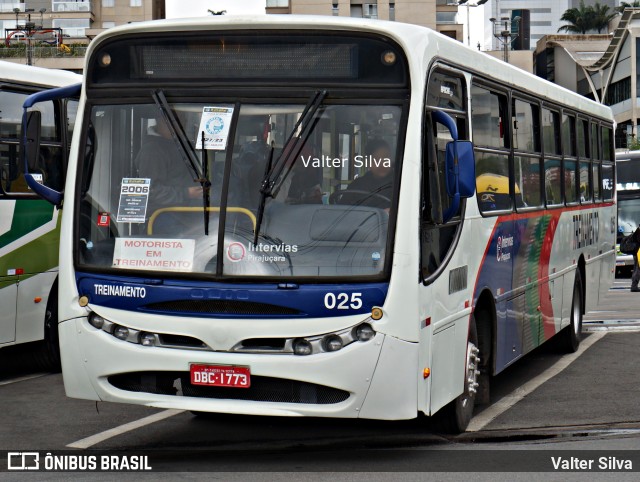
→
(432, 109, 476, 223)
(24, 110, 41, 172)
(21, 83, 82, 206)
(22, 110, 63, 206)
(445, 140, 476, 198)
(442, 140, 476, 223)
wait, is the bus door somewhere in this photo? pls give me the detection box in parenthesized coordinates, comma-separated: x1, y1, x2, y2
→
(0, 203, 18, 344)
(0, 277, 17, 344)
(420, 67, 472, 413)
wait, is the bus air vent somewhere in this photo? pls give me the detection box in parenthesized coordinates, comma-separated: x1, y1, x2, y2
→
(108, 371, 350, 405)
(141, 300, 301, 316)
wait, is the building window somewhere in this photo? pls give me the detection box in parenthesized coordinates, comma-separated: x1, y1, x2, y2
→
(332, 3, 338, 15)
(52, 18, 90, 37)
(130, 0, 142, 6)
(102, 21, 116, 29)
(389, 3, 395, 21)
(266, 0, 289, 6)
(363, 3, 378, 19)
(351, 3, 378, 19)
(52, 1, 91, 12)
(102, 0, 114, 7)
(436, 12, 457, 24)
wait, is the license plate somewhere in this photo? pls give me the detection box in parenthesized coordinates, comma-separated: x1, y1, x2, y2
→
(190, 364, 251, 388)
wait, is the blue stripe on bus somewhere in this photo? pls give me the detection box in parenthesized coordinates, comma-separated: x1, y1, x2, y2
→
(76, 272, 388, 319)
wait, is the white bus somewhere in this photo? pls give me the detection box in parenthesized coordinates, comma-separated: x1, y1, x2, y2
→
(25, 16, 615, 432)
(615, 150, 640, 275)
(0, 61, 80, 368)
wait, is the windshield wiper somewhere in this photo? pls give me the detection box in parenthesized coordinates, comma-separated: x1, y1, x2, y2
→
(152, 89, 205, 181)
(200, 131, 212, 235)
(253, 90, 327, 246)
(152, 90, 211, 233)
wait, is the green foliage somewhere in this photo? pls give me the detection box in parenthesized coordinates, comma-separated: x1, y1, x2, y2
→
(627, 136, 640, 151)
(558, 0, 617, 34)
(0, 42, 87, 58)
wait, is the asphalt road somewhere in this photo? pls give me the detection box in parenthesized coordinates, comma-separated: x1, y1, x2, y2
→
(0, 275, 639, 476)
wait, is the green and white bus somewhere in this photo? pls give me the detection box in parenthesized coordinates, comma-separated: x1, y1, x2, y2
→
(0, 61, 80, 368)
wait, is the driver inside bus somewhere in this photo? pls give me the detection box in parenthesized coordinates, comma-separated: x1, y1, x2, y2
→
(344, 138, 394, 209)
(135, 118, 203, 216)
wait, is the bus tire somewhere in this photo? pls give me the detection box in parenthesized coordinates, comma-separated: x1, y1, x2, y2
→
(34, 290, 62, 372)
(558, 270, 583, 353)
(433, 320, 480, 433)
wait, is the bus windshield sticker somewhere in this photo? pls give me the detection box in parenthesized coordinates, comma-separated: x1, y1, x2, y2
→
(97, 212, 110, 227)
(195, 106, 234, 150)
(112, 238, 195, 272)
(116, 178, 150, 223)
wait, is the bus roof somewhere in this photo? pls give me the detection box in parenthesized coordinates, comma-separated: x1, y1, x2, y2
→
(87, 15, 613, 122)
(0, 60, 81, 89)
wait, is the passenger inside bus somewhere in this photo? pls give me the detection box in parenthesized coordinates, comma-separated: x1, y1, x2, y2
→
(285, 143, 323, 204)
(135, 118, 203, 214)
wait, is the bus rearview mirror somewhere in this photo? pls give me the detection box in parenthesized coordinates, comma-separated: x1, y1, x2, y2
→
(24, 110, 41, 173)
(445, 140, 476, 199)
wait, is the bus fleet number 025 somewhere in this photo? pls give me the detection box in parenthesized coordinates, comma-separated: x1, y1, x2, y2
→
(324, 292, 363, 310)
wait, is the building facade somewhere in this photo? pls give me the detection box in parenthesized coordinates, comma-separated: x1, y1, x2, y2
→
(0, 0, 164, 69)
(535, 8, 640, 149)
(485, 0, 617, 51)
(266, 0, 463, 41)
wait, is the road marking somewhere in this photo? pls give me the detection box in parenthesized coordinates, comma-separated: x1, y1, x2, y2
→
(0, 373, 49, 386)
(67, 409, 184, 449)
(467, 331, 606, 432)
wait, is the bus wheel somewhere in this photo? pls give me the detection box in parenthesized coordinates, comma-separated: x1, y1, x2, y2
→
(434, 321, 480, 433)
(34, 292, 62, 372)
(558, 270, 583, 353)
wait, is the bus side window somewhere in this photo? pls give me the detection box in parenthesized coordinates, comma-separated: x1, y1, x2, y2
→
(470, 84, 511, 214)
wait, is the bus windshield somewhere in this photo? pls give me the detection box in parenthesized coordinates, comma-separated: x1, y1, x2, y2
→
(77, 100, 403, 279)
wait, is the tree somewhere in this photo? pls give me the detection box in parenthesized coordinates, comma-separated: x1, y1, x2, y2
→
(558, 1, 594, 34)
(590, 2, 617, 33)
(558, 1, 616, 34)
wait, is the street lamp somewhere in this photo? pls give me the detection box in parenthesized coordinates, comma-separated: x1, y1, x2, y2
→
(490, 15, 520, 63)
(456, 0, 488, 48)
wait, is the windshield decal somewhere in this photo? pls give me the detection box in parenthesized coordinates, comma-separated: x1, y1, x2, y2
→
(116, 178, 150, 223)
(226, 242, 299, 264)
(196, 106, 234, 150)
(112, 237, 195, 272)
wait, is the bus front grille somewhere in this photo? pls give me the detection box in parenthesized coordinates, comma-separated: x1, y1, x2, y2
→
(108, 371, 350, 405)
(141, 300, 301, 316)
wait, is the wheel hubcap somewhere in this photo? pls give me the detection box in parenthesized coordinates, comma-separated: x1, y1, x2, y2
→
(465, 342, 481, 400)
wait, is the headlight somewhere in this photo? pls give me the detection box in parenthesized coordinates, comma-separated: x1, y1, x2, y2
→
(139, 332, 156, 347)
(88, 312, 105, 329)
(113, 325, 130, 341)
(292, 338, 313, 356)
(355, 323, 376, 342)
(322, 334, 344, 352)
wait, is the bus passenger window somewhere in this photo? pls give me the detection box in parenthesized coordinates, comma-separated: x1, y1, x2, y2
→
(471, 85, 511, 214)
(475, 150, 510, 212)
